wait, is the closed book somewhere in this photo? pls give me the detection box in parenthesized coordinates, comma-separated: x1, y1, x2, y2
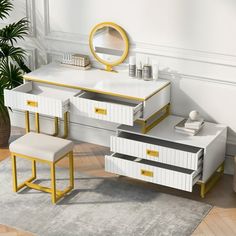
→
(174, 119, 204, 135)
(185, 118, 204, 129)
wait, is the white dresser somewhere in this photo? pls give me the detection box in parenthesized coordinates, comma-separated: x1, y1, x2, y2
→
(4, 63, 171, 134)
(105, 115, 227, 197)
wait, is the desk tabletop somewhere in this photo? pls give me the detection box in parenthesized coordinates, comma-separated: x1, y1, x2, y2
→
(118, 115, 227, 148)
(24, 63, 170, 101)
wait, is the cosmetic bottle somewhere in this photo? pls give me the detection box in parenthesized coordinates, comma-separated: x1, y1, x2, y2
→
(129, 56, 136, 78)
(152, 63, 159, 80)
(136, 62, 143, 79)
(143, 57, 152, 81)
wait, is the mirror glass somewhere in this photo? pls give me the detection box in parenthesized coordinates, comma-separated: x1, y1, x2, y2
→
(92, 26, 126, 63)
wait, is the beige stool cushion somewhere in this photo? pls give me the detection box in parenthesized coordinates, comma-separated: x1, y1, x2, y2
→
(9, 132, 74, 162)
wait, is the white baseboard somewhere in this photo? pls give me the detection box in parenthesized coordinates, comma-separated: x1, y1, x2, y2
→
(9, 110, 235, 175)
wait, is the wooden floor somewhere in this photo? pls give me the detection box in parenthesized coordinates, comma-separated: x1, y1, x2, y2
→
(0, 127, 235, 236)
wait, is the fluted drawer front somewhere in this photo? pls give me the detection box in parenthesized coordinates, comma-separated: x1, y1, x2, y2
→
(111, 134, 203, 170)
(71, 92, 143, 126)
(4, 82, 70, 118)
(105, 153, 202, 192)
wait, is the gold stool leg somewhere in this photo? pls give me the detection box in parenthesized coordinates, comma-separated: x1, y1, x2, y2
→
(69, 151, 74, 189)
(25, 111, 30, 133)
(61, 112, 69, 139)
(52, 117, 59, 136)
(11, 154, 17, 192)
(32, 160, 36, 179)
(35, 113, 40, 133)
(51, 162, 56, 204)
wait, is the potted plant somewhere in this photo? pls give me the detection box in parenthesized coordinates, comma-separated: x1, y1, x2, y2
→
(0, 0, 30, 147)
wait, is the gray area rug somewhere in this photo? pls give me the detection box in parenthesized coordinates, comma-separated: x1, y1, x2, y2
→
(0, 157, 211, 236)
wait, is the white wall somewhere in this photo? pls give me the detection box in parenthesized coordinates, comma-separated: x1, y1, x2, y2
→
(3, 0, 236, 172)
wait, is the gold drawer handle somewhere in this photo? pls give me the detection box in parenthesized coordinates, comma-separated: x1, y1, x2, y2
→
(95, 107, 107, 115)
(141, 169, 153, 177)
(146, 149, 159, 157)
(27, 100, 38, 107)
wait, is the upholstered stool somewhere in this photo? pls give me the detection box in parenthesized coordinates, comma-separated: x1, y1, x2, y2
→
(9, 132, 74, 204)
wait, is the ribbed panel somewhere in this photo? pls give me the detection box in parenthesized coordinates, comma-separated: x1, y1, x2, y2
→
(111, 136, 200, 170)
(105, 155, 194, 192)
(71, 97, 135, 126)
(4, 89, 66, 118)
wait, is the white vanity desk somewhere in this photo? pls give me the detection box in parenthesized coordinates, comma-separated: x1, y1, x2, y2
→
(4, 62, 171, 135)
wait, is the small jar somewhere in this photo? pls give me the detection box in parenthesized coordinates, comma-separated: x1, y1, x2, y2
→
(136, 62, 142, 79)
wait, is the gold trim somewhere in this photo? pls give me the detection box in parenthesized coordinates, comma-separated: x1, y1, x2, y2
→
(24, 76, 146, 101)
(89, 22, 129, 72)
(145, 82, 171, 100)
(95, 107, 107, 115)
(146, 149, 159, 157)
(27, 100, 38, 107)
(141, 169, 154, 177)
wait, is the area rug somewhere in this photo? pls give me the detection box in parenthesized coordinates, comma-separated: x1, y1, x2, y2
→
(0, 157, 211, 236)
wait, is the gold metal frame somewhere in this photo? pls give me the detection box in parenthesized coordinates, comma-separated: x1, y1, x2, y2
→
(89, 22, 129, 72)
(25, 111, 69, 139)
(136, 103, 171, 134)
(197, 162, 224, 198)
(11, 151, 74, 204)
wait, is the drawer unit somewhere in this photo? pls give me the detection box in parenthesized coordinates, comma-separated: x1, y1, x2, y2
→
(4, 82, 78, 118)
(71, 92, 143, 126)
(105, 153, 202, 192)
(111, 132, 203, 170)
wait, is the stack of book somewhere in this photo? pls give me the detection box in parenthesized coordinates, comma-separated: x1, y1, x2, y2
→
(174, 118, 204, 136)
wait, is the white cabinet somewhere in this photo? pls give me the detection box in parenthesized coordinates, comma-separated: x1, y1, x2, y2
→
(4, 82, 78, 118)
(106, 115, 227, 193)
(111, 132, 203, 170)
(71, 92, 143, 126)
(105, 153, 202, 192)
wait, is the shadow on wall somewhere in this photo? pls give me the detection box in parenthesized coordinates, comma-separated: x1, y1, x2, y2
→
(160, 66, 236, 143)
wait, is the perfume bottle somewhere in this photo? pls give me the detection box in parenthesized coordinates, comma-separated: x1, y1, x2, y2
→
(136, 61, 143, 79)
(129, 56, 136, 78)
(143, 57, 152, 81)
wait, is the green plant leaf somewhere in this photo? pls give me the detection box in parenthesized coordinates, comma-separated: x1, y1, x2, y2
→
(0, 43, 26, 62)
(0, 60, 23, 89)
(0, 18, 29, 45)
(0, 0, 13, 20)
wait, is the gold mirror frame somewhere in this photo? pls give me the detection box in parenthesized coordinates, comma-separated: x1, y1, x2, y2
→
(89, 22, 129, 72)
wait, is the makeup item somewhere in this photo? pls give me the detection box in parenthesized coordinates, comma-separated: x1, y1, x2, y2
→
(143, 57, 152, 80)
(136, 61, 143, 79)
(152, 63, 159, 80)
(129, 56, 136, 77)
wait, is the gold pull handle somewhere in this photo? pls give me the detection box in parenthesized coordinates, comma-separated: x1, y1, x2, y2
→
(146, 149, 159, 157)
(27, 100, 38, 107)
(95, 107, 107, 115)
(141, 169, 153, 177)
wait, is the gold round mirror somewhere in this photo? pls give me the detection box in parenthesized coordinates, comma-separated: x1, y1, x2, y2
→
(89, 22, 129, 72)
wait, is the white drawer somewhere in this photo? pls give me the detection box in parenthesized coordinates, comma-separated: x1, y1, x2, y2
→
(71, 92, 143, 126)
(4, 82, 78, 118)
(105, 153, 202, 192)
(111, 132, 203, 170)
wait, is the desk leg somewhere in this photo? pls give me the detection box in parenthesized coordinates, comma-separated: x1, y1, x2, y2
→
(61, 112, 69, 139)
(138, 104, 170, 134)
(25, 111, 30, 133)
(198, 162, 224, 198)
